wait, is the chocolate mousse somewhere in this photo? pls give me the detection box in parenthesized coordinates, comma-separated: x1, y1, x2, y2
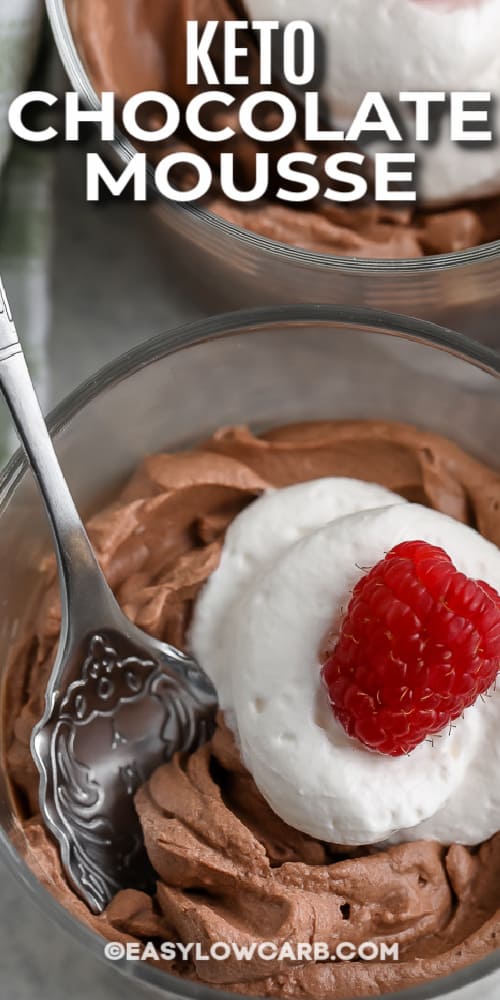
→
(66, 0, 500, 257)
(4, 419, 500, 998)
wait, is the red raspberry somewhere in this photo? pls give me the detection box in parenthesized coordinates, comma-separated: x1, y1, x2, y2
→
(321, 540, 500, 756)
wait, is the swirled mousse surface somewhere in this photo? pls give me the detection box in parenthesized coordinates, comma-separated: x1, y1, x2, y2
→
(4, 420, 500, 998)
(67, 0, 500, 258)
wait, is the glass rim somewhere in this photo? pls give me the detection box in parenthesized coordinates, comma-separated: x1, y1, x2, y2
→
(3, 298, 500, 495)
(1, 302, 500, 999)
(46, 0, 500, 274)
(2, 299, 500, 504)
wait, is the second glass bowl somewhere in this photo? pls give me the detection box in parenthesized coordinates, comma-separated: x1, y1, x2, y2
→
(46, 0, 500, 343)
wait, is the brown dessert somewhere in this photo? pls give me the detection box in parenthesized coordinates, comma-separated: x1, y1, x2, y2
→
(3, 419, 500, 997)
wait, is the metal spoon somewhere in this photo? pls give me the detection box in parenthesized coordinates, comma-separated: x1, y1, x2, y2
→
(0, 277, 218, 914)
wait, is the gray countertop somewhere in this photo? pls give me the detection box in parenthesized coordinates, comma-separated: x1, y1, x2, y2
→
(46, 146, 203, 402)
(0, 142, 499, 1000)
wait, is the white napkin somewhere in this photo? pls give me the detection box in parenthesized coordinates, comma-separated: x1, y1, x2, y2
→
(0, 0, 50, 460)
(0, 0, 44, 172)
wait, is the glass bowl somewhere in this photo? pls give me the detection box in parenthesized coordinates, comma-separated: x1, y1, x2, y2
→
(1, 305, 500, 1000)
(46, 0, 500, 344)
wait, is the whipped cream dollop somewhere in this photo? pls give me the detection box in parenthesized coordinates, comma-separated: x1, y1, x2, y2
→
(191, 478, 500, 846)
(245, 0, 500, 205)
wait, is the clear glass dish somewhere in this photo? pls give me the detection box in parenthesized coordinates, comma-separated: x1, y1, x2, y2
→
(46, 0, 500, 344)
(1, 304, 500, 1000)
